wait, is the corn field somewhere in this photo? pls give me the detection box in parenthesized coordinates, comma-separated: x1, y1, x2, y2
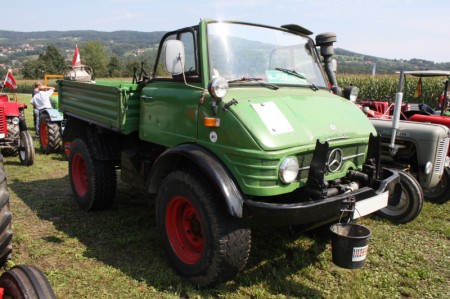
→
(337, 74, 448, 107)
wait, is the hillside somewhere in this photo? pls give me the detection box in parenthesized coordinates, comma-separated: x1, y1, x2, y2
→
(335, 48, 450, 74)
(0, 30, 166, 66)
(1, 30, 449, 75)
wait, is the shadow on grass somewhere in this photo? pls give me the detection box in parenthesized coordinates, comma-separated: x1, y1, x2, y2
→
(9, 176, 327, 297)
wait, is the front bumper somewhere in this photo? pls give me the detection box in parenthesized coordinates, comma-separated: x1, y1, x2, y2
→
(243, 168, 400, 227)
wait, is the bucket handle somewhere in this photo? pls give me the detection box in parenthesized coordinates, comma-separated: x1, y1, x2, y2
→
(338, 196, 362, 223)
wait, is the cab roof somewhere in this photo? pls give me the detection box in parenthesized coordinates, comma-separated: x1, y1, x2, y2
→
(396, 70, 450, 77)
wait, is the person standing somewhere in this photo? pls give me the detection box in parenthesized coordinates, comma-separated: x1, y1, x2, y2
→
(30, 84, 55, 135)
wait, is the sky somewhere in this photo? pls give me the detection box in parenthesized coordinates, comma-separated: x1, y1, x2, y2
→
(3, 0, 449, 63)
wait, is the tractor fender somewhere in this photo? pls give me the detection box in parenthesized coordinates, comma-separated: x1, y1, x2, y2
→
(147, 143, 244, 218)
(18, 119, 27, 132)
(41, 108, 63, 122)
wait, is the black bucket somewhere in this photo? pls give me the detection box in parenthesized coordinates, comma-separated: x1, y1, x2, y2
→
(330, 223, 372, 269)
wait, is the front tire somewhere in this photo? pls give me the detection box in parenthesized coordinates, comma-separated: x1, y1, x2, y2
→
(0, 265, 56, 299)
(39, 114, 62, 154)
(156, 170, 251, 287)
(68, 138, 116, 211)
(424, 167, 450, 204)
(377, 170, 423, 224)
(1, 124, 19, 157)
(18, 131, 35, 166)
(0, 154, 12, 266)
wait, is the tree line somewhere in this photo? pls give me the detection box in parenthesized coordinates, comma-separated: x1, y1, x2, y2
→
(19, 42, 159, 80)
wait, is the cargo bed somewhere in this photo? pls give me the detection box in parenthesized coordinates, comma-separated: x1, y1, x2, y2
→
(58, 80, 141, 135)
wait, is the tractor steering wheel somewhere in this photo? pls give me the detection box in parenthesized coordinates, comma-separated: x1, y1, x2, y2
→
(419, 103, 435, 115)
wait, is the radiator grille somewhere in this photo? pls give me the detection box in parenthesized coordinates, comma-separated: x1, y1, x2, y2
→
(434, 138, 450, 175)
(0, 107, 6, 136)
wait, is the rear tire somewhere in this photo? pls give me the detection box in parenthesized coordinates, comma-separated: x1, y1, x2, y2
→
(0, 265, 56, 299)
(156, 170, 251, 287)
(0, 154, 12, 266)
(424, 167, 450, 204)
(376, 170, 423, 224)
(68, 138, 116, 211)
(39, 114, 62, 154)
(18, 131, 35, 166)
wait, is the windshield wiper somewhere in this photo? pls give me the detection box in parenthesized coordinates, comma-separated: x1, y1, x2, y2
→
(228, 77, 279, 90)
(228, 77, 263, 83)
(275, 68, 319, 91)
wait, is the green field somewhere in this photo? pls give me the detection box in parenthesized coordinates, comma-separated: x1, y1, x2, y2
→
(1, 94, 449, 298)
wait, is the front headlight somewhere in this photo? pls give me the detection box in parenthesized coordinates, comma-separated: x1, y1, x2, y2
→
(208, 77, 228, 99)
(279, 156, 299, 184)
(12, 117, 20, 125)
(424, 162, 433, 175)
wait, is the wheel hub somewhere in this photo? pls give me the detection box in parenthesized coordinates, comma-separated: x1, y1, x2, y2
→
(166, 196, 203, 264)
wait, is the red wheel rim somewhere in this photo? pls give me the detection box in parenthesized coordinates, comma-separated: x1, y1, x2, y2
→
(39, 121, 48, 149)
(166, 196, 203, 264)
(72, 153, 88, 196)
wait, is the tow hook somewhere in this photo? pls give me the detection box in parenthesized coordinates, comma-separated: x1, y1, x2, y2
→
(340, 197, 356, 221)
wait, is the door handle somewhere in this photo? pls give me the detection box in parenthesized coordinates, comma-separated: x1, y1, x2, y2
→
(141, 95, 153, 100)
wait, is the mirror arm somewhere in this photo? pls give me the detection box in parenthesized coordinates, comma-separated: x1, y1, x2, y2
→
(177, 55, 207, 102)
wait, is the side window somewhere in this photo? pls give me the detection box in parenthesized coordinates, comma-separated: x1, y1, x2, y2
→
(154, 30, 198, 80)
(179, 32, 197, 75)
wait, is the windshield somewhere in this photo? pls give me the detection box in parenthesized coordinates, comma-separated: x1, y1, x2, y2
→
(207, 22, 327, 88)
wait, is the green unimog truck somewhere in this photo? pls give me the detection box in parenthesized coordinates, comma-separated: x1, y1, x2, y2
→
(58, 20, 404, 286)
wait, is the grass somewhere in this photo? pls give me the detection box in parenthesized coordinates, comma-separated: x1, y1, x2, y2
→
(1, 94, 449, 298)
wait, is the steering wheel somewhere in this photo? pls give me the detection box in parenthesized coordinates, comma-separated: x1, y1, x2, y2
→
(419, 103, 435, 115)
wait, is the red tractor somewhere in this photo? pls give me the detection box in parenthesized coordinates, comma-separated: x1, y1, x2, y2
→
(0, 94, 34, 166)
(400, 71, 450, 128)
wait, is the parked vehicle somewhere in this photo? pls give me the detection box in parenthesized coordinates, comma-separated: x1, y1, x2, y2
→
(34, 74, 64, 154)
(0, 94, 34, 166)
(58, 20, 403, 286)
(357, 71, 450, 204)
(0, 154, 56, 299)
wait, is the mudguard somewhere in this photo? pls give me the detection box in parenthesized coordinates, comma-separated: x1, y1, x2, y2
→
(41, 108, 63, 122)
(147, 143, 245, 218)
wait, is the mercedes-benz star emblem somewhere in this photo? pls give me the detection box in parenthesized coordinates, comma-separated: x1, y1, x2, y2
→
(327, 148, 343, 172)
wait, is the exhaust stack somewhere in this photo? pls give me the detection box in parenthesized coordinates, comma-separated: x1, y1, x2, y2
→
(316, 32, 341, 95)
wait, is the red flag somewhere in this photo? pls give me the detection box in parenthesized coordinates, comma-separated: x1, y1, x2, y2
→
(72, 45, 81, 66)
(4, 70, 17, 90)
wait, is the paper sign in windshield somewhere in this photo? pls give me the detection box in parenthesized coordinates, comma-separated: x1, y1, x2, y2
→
(252, 101, 294, 135)
(266, 70, 307, 84)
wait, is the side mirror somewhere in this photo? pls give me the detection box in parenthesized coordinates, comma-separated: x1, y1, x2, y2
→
(164, 40, 185, 75)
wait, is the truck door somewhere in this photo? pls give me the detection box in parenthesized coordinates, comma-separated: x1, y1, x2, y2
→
(140, 29, 201, 146)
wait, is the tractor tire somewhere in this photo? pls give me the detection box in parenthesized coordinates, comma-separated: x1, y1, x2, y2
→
(39, 114, 62, 154)
(18, 131, 35, 166)
(0, 265, 56, 299)
(1, 124, 19, 157)
(424, 167, 450, 204)
(376, 170, 423, 224)
(0, 154, 12, 266)
(68, 138, 116, 211)
(156, 170, 251, 287)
